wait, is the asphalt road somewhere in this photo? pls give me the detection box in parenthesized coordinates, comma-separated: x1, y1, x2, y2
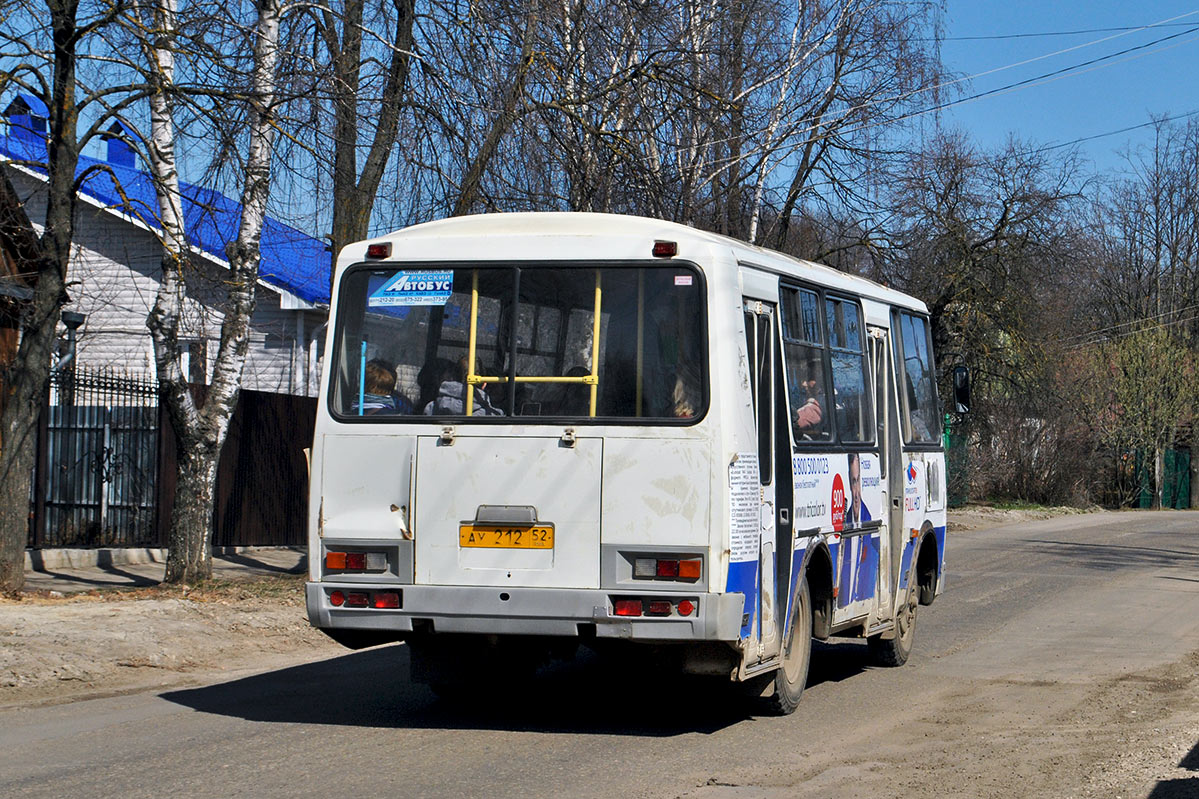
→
(2, 511, 1198, 799)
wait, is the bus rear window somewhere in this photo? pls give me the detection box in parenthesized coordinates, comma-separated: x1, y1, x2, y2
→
(329, 263, 706, 422)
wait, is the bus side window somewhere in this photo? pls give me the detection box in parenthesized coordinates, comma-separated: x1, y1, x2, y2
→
(895, 312, 941, 444)
(825, 297, 871, 443)
(780, 287, 830, 442)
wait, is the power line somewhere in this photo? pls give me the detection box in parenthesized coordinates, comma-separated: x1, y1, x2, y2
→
(1039, 108, 1199, 152)
(930, 10, 1199, 99)
(940, 22, 1199, 42)
(1067, 310, 1199, 349)
(819, 24, 1199, 147)
(1060, 303, 1199, 343)
(915, 25, 1199, 126)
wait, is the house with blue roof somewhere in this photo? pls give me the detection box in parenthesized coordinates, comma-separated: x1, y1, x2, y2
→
(1, 94, 331, 396)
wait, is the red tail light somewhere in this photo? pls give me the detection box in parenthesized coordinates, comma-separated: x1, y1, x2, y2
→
(344, 552, 366, 570)
(677, 599, 695, 616)
(614, 599, 643, 617)
(656, 560, 680, 578)
(646, 600, 672, 616)
(346, 592, 369, 607)
(329, 591, 345, 606)
(373, 592, 401, 609)
(366, 242, 391, 258)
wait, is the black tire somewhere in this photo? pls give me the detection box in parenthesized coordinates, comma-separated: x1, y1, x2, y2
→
(761, 578, 812, 716)
(869, 578, 917, 667)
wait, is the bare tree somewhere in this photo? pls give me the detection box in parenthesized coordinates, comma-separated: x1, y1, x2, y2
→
(305, 0, 416, 291)
(137, 0, 285, 582)
(0, 0, 134, 592)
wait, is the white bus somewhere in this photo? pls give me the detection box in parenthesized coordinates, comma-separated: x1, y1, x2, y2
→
(306, 212, 950, 713)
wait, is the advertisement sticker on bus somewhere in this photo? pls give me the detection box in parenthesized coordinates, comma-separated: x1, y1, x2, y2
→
(791, 452, 880, 535)
(368, 270, 454, 306)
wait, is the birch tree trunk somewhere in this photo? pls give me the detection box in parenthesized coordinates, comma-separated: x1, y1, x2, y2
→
(142, 0, 283, 583)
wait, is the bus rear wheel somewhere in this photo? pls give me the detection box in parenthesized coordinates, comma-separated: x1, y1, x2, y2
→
(762, 578, 812, 716)
(869, 579, 917, 667)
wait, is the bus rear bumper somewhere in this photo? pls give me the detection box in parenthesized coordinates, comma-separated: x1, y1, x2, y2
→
(306, 582, 745, 642)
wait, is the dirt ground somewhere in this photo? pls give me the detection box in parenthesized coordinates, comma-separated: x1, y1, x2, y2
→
(0, 505, 1087, 710)
(0, 576, 342, 708)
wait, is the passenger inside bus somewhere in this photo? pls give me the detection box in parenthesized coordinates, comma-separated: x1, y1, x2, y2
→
(671, 362, 701, 418)
(353, 359, 414, 415)
(423, 356, 505, 416)
(793, 359, 827, 440)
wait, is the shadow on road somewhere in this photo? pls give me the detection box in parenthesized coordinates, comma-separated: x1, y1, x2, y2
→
(809, 639, 871, 687)
(30, 565, 161, 589)
(1181, 738, 1199, 771)
(161, 637, 879, 735)
(217, 552, 306, 574)
(1147, 777, 1199, 798)
(161, 644, 759, 736)
(1018, 538, 1199, 573)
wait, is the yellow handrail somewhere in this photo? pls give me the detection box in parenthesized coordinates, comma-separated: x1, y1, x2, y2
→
(635, 268, 644, 416)
(465, 270, 479, 416)
(472, 375, 597, 384)
(459, 268, 603, 417)
(588, 269, 602, 417)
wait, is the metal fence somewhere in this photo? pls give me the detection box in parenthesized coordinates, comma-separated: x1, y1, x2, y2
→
(32, 367, 161, 548)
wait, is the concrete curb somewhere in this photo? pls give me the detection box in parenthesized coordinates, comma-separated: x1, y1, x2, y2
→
(25, 545, 306, 572)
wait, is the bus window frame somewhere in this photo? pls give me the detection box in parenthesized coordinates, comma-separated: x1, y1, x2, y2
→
(326, 259, 711, 427)
(779, 279, 876, 450)
(890, 308, 943, 450)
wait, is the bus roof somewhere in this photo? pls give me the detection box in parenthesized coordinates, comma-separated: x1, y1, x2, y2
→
(348, 212, 928, 314)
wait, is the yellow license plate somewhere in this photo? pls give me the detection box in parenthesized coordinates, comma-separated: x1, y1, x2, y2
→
(459, 525, 554, 549)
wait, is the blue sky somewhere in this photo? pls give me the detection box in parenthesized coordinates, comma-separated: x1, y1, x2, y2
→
(937, 2, 1199, 175)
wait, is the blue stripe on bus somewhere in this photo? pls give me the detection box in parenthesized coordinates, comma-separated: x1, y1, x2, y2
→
(783, 542, 808, 636)
(899, 538, 915, 589)
(726, 560, 758, 639)
(899, 526, 946, 589)
(933, 525, 946, 576)
(852, 533, 880, 603)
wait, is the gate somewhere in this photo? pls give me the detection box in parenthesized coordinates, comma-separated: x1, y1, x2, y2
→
(31, 367, 161, 548)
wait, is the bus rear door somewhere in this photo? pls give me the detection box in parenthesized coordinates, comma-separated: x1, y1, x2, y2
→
(742, 298, 794, 664)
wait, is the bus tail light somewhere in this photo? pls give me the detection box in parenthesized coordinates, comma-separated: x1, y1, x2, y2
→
(365, 242, 391, 258)
(330, 591, 345, 606)
(612, 598, 697, 618)
(373, 592, 401, 609)
(632, 556, 702, 581)
(325, 550, 387, 573)
(614, 599, 643, 617)
(345, 592, 369, 607)
(652, 240, 678, 258)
